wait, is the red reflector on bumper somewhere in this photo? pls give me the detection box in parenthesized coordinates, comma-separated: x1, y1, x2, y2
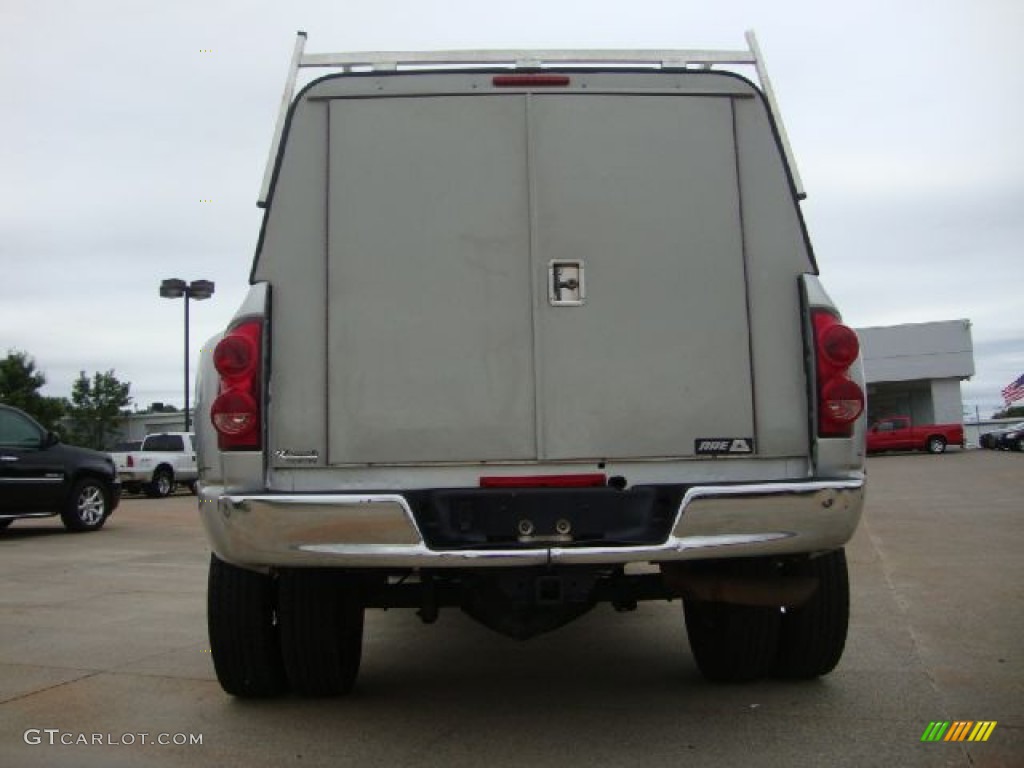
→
(480, 473, 607, 488)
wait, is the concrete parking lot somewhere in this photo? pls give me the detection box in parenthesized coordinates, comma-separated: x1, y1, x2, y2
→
(1, 450, 1021, 767)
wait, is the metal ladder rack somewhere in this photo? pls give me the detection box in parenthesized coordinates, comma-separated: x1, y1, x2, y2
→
(259, 30, 803, 206)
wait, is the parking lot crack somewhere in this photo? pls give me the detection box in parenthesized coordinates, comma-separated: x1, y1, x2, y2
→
(0, 670, 101, 705)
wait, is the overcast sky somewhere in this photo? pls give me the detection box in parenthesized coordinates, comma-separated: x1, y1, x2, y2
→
(1, 0, 1021, 419)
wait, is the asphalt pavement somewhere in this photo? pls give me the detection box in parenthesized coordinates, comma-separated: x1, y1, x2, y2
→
(0, 449, 1021, 767)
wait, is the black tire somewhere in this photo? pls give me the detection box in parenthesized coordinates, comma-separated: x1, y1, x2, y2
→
(145, 468, 174, 498)
(1014, 438, 1023, 453)
(683, 559, 781, 683)
(774, 549, 850, 679)
(0, 519, 12, 529)
(207, 554, 288, 697)
(927, 436, 947, 454)
(278, 569, 364, 696)
(60, 478, 110, 532)
(187, 481, 198, 495)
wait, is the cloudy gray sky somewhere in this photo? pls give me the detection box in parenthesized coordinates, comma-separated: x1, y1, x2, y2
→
(1, 0, 1021, 418)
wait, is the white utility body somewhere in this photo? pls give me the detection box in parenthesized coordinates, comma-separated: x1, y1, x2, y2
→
(196, 32, 867, 698)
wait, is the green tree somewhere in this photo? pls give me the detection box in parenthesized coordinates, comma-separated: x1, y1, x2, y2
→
(993, 405, 1024, 420)
(0, 350, 67, 432)
(66, 370, 132, 450)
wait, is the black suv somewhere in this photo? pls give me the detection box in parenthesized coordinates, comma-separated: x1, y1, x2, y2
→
(0, 404, 121, 531)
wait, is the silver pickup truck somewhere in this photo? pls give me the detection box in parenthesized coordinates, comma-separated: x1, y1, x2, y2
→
(196, 32, 866, 697)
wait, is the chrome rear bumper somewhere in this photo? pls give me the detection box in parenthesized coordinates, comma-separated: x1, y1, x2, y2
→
(200, 477, 864, 569)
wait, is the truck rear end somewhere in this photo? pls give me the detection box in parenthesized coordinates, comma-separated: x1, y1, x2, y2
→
(196, 33, 866, 697)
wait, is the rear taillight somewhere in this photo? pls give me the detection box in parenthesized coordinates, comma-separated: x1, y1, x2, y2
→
(812, 309, 864, 438)
(126, 455, 134, 467)
(210, 319, 262, 450)
(213, 331, 258, 378)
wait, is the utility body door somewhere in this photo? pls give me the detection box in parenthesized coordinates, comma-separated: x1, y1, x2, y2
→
(320, 91, 754, 464)
(530, 95, 753, 460)
(326, 96, 535, 464)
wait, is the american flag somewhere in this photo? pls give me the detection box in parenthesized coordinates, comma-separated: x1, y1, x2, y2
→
(1002, 373, 1024, 406)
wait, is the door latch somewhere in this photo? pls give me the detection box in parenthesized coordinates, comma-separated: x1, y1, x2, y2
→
(548, 260, 585, 306)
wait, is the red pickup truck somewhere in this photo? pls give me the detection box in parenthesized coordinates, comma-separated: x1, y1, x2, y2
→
(866, 416, 964, 454)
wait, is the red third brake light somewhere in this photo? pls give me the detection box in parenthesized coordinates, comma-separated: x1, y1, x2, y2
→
(211, 319, 262, 450)
(493, 74, 571, 87)
(812, 309, 864, 438)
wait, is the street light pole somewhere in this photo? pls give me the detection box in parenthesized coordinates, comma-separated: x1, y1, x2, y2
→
(160, 278, 215, 432)
(183, 293, 191, 431)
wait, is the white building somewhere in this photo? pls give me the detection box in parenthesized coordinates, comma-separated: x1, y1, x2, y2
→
(119, 411, 189, 441)
(856, 319, 974, 426)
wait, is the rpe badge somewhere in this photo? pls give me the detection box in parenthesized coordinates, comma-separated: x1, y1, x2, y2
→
(695, 438, 754, 455)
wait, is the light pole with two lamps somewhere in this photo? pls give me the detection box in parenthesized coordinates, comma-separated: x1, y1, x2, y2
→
(159, 278, 215, 431)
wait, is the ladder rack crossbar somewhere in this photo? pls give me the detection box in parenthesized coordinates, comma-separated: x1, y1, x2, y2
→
(258, 31, 803, 206)
(299, 48, 755, 70)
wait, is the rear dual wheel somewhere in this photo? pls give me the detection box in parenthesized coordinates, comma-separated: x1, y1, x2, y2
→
(684, 550, 850, 682)
(774, 549, 850, 678)
(207, 556, 365, 698)
(208, 555, 287, 697)
(684, 599, 780, 682)
(278, 569, 365, 696)
(683, 558, 781, 682)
